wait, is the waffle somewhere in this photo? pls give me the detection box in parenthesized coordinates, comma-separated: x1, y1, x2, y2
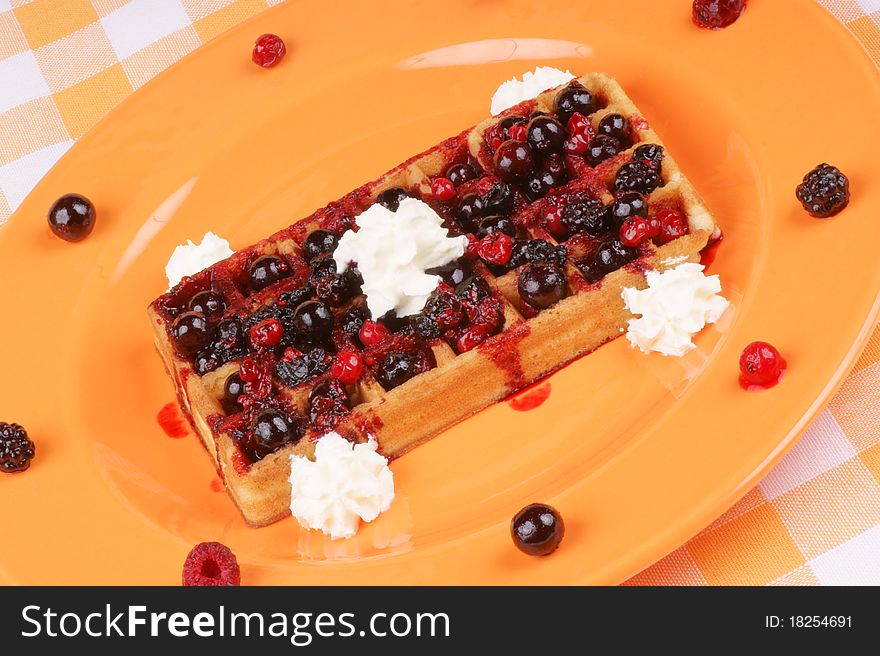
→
(148, 73, 720, 527)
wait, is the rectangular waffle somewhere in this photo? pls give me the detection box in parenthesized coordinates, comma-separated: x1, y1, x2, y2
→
(148, 73, 720, 527)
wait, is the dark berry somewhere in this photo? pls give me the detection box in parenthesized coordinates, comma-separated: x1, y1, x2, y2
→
(498, 115, 529, 140)
(693, 0, 746, 30)
(275, 347, 333, 387)
(579, 238, 638, 283)
(221, 373, 245, 414)
(0, 422, 35, 473)
(446, 162, 477, 187)
(413, 292, 464, 339)
(47, 193, 95, 242)
(454, 193, 484, 231)
(476, 214, 516, 238)
(252, 33, 286, 68)
(278, 286, 311, 309)
(248, 255, 290, 292)
(633, 143, 664, 169)
(182, 542, 240, 586)
(250, 410, 303, 458)
(291, 300, 334, 343)
(376, 186, 410, 211)
(553, 80, 597, 124)
(193, 350, 220, 376)
(740, 341, 785, 387)
(310, 258, 357, 306)
(511, 503, 565, 556)
(526, 116, 565, 155)
(522, 164, 567, 201)
(493, 140, 535, 182)
(795, 163, 850, 218)
(376, 352, 423, 390)
(508, 239, 568, 269)
(611, 192, 648, 226)
(614, 160, 662, 195)
(426, 258, 473, 287)
(187, 290, 226, 319)
(308, 378, 350, 430)
(585, 135, 622, 166)
(339, 307, 366, 337)
(563, 197, 613, 236)
(302, 230, 338, 261)
(171, 311, 211, 356)
(480, 182, 515, 216)
(456, 275, 492, 302)
(518, 263, 566, 309)
(597, 113, 631, 146)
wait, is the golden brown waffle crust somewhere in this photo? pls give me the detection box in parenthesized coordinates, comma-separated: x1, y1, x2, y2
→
(148, 73, 720, 527)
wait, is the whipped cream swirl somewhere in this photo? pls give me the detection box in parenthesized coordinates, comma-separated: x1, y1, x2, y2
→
(165, 231, 234, 290)
(334, 197, 468, 318)
(621, 262, 729, 357)
(289, 432, 394, 540)
(490, 66, 576, 115)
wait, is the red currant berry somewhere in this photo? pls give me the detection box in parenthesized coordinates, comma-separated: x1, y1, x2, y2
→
(252, 34, 286, 68)
(619, 215, 652, 247)
(508, 123, 528, 142)
(248, 318, 284, 348)
(358, 320, 390, 347)
(239, 357, 260, 382)
(542, 202, 568, 240)
(431, 177, 456, 201)
(654, 208, 689, 245)
(739, 341, 785, 388)
(332, 349, 364, 385)
(477, 232, 513, 266)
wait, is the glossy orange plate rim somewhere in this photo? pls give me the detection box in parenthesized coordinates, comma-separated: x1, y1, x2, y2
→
(1, 0, 879, 585)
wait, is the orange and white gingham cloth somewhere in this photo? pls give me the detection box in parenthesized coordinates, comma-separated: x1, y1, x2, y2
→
(1, 0, 878, 585)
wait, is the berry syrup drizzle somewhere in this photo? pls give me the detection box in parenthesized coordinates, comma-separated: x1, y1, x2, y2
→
(157, 402, 189, 438)
(507, 381, 551, 412)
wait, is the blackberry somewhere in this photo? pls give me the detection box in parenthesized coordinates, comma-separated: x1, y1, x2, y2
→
(614, 160, 662, 195)
(508, 239, 568, 269)
(278, 286, 312, 309)
(611, 192, 648, 226)
(0, 422, 35, 473)
(308, 378, 350, 430)
(455, 275, 492, 303)
(585, 135, 622, 167)
(274, 347, 333, 387)
(562, 197, 613, 236)
(795, 163, 850, 218)
(245, 306, 295, 350)
(339, 307, 366, 337)
(193, 317, 247, 374)
(633, 143, 664, 169)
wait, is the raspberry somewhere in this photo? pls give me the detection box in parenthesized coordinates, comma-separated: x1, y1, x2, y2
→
(248, 318, 284, 349)
(182, 542, 240, 586)
(252, 34, 286, 68)
(739, 341, 785, 387)
(431, 177, 456, 201)
(795, 163, 850, 218)
(654, 209, 689, 244)
(332, 349, 364, 385)
(359, 320, 391, 346)
(0, 422, 35, 473)
(477, 232, 514, 266)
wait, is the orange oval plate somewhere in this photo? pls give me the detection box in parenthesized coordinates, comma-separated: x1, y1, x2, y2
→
(1, 0, 879, 585)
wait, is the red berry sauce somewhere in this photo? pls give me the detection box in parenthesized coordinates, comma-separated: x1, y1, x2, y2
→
(508, 381, 551, 412)
(157, 402, 189, 438)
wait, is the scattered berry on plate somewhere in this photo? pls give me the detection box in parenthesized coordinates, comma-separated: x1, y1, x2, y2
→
(511, 503, 565, 556)
(692, 0, 747, 30)
(0, 422, 35, 473)
(252, 33, 286, 68)
(739, 341, 786, 389)
(795, 163, 850, 218)
(47, 194, 95, 242)
(182, 542, 241, 586)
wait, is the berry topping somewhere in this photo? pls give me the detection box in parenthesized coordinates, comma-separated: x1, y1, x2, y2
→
(431, 177, 456, 201)
(454, 193, 484, 231)
(633, 143, 664, 169)
(376, 186, 410, 211)
(194, 318, 247, 374)
(739, 341, 786, 388)
(252, 34, 286, 68)
(250, 408, 304, 458)
(619, 215, 653, 247)
(426, 258, 473, 287)
(221, 373, 245, 414)
(614, 160, 662, 195)
(292, 300, 334, 343)
(308, 378, 350, 430)
(339, 306, 366, 338)
(795, 163, 850, 218)
(275, 347, 333, 387)
(508, 239, 568, 270)
(563, 112, 595, 156)
(248, 318, 284, 349)
(375, 352, 423, 390)
(47, 193, 96, 242)
(508, 123, 528, 142)
(171, 311, 211, 356)
(0, 422, 35, 473)
(493, 140, 536, 182)
(332, 348, 364, 385)
(446, 162, 478, 187)
(248, 255, 290, 291)
(526, 116, 565, 155)
(553, 80, 597, 124)
(597, 113, 631, 146)
(692, 0, 746, 30)
(511, 503, 565, 556)
(182, 542, 240, 587)
(654, 208, 689, 244)
(611, 191, 648, 226)
(562, 197, 613, 236)
(476, 214, 516, 238)
(518, 263, 567, 310)
(303, 230, 339, 261)
(579, 238, 639, 283)
(522, 160, 567, 201)
(585, 135, 622, 167)
(187, 290, 226, 319)
(309, 256, 359, 306)
(477, 232, 514, 266)
(542, 201, 568, 240)
(481, 182, 514, 216)
(359, 319, 391, 346)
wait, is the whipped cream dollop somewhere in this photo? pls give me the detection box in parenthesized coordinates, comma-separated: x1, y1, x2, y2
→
(334, 197, 468, 318)
(621, 262, 729, 357)
(490, 66, 576, 115)
(289, 432, 394, 540)
(165, 232, 234, 290)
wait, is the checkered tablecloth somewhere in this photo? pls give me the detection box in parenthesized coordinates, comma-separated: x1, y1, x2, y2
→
(1, 0, 878, 585)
